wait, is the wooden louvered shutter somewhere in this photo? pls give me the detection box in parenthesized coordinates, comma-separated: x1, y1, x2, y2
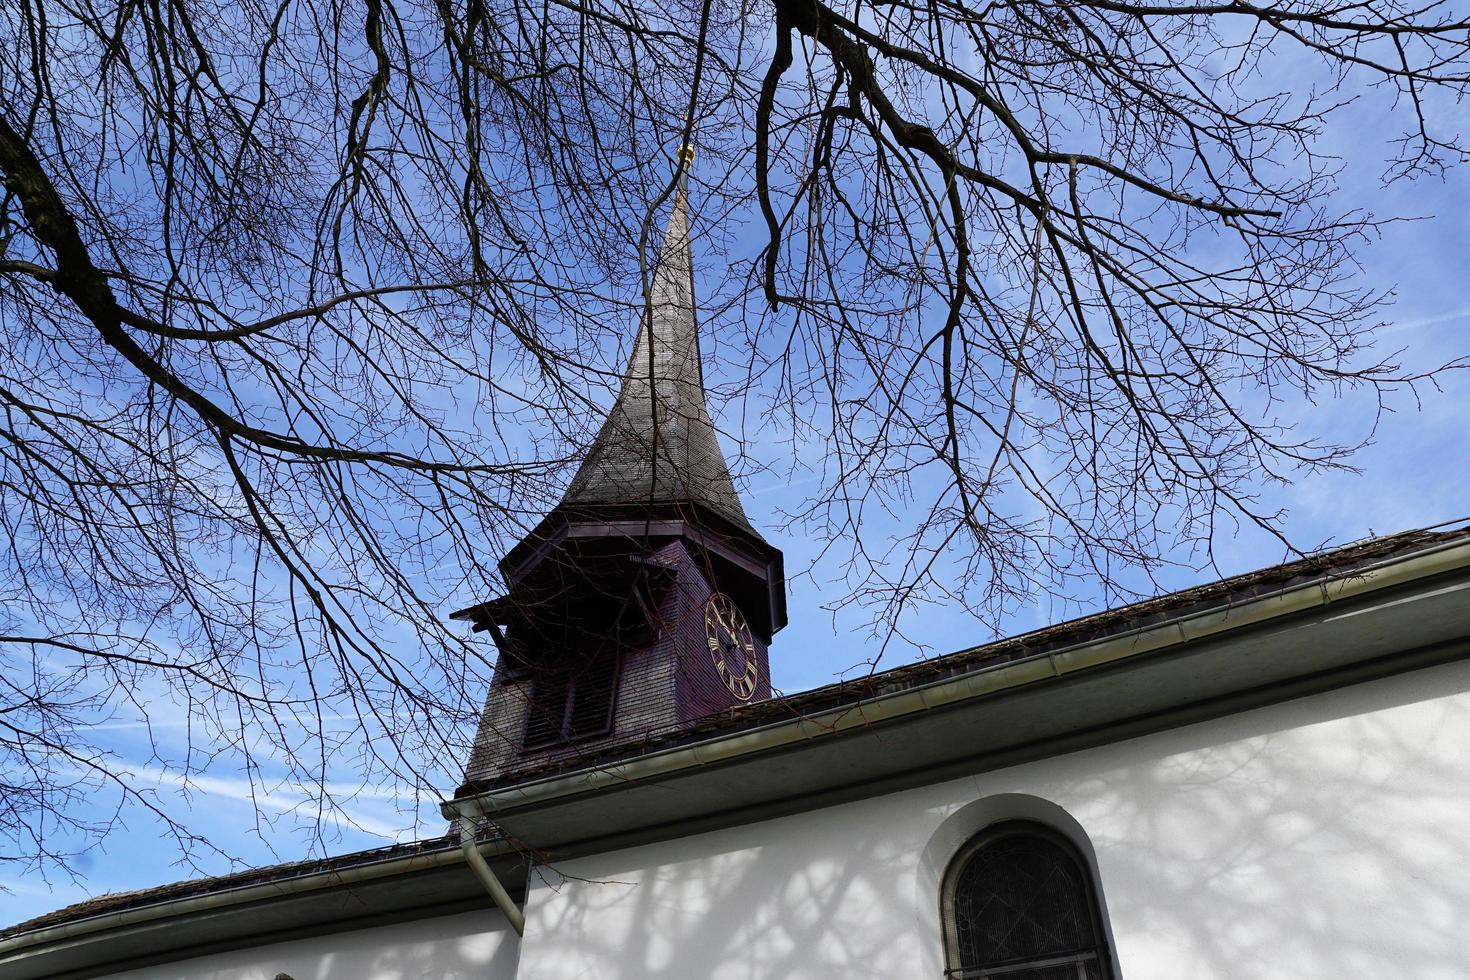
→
(566, 653, 618, 739)
(521, 653, 619, 749)
(522, 670, 571, 748)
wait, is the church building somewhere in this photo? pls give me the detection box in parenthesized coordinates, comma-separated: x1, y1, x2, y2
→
(5, 174, 1470, 980)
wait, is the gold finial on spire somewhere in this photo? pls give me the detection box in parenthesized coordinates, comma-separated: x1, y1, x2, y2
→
(678, 143, 697, 169)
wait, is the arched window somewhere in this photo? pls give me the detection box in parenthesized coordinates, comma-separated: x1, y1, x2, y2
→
(941, 821, 1116, 979)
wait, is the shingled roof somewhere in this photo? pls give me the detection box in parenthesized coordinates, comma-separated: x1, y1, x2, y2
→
(0, 837, 459, 940)
(558, 184, 755, 535)
(462, 521, 1470, 791)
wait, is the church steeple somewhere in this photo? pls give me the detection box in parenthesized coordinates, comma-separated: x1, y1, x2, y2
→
(559, 183, 753, 534)
(454, 162, 787, 786)
(491, 169, 785, 641)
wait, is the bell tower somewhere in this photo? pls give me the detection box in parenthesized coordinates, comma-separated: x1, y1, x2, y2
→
(454, 163, 786, 786)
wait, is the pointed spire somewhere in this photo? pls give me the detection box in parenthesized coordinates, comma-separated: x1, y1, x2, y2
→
(560, 166, 757, 535)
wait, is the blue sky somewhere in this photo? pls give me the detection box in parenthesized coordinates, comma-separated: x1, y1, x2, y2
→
(5, 51, 1470, 930)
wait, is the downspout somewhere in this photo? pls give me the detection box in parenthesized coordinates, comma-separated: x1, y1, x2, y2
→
(457, 813, 526, 936)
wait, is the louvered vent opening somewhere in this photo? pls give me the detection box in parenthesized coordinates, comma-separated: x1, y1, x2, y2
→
(522, 653, 619, 750)
(567, 654, 617, 738)
(522, 671, 571, 749)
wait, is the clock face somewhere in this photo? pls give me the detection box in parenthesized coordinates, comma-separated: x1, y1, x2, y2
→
(704, 592, 759, 700)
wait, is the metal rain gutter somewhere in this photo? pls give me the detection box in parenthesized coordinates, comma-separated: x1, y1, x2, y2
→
(449, 534, 1470, 822)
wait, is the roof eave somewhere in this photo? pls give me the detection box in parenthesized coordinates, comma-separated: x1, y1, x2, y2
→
(0, 839, 523, 980)
(446, 532, 1470, 855)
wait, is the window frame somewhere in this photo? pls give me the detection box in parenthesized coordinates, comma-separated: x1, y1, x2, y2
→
(940, 820, 1116, 980)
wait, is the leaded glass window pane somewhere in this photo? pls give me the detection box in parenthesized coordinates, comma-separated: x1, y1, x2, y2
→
(946, 827, 1114, 980)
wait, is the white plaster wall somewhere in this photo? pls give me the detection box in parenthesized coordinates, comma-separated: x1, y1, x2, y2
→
(97, 908, 519, 980)
(518, 657, 1470, 980)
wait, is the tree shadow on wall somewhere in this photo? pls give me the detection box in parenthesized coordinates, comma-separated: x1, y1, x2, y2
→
(1015, 655, 1470, 979)
(518, 656, 1470, 980)
(109, 909, 522, 980)
(523, 809, 923, 980)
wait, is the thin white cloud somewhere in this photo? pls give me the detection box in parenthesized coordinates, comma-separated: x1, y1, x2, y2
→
(1382, 307, 1470, 334)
